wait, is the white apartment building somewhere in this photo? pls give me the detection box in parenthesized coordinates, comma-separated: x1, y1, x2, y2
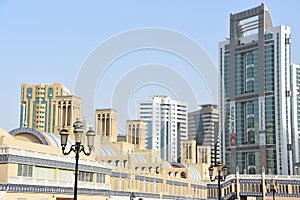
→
(137, 95, 188, 162)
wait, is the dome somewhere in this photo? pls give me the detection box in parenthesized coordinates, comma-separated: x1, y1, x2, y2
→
(133, 153, 146, 163)
(187, 166, 201, 181)
(9, 127, 74, 147)
(100, 145, 116, 156)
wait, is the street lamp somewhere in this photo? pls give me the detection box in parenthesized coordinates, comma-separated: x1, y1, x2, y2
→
(208, 160, 228, 200)
(268, 178, 278, 200)
(59, 120, 95, 200)
(130, 192, 136, 200)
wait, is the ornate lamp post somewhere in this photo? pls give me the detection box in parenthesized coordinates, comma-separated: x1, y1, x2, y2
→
(269, 178, 278, 200)
(59, 120, 95, 200)
(130, 192, 136, 200)
(208, 161, 228, 200)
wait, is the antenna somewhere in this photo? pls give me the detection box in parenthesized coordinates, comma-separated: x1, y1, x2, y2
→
(232, 0, 234, 14)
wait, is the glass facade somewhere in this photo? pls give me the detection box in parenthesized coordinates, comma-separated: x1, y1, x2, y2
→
(220, 23, 293, 174)
(224, 55, 231, 98)
(265, 45, 275, 92)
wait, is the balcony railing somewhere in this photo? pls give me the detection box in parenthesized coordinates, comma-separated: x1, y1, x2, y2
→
(7, 176, 111, 190)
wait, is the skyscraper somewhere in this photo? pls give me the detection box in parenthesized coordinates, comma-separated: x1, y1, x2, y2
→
(219, 4, 296, 175)
(20, 83, 81, 133)
(188, 104, 219, 165)
(137, 95, 188, 162)
(291, 63, 300, 169)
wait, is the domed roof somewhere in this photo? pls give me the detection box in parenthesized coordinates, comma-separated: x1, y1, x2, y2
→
(187, 166, 201, 181)
(43, 131, 73, 147)
(133, 153, 146, 163)
(9, 127, 74, 147)
(100, 145, 116, 156)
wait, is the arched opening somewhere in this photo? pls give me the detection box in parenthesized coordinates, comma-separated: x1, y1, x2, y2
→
(14, 133, 43, 144)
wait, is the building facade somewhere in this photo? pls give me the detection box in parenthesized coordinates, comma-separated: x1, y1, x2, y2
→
(188, 104, 219, 165)
(52, 95, 82, 133)
(4, 127, 300, 200)
(291, 63, 300, 169)
(126, 120, 147, 150)
(219, 3, 296, 175)
(20, 83, 81, 133)
(3, 125, 206, 200)
(95, 109, 118, 142)
(137, 95, 188, 162)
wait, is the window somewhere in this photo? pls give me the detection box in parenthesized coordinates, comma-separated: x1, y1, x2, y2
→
(246, 80, 254, 92)
(247, 117, 254, 128)
(79, 171, 93, 182)
(246, 67, 254, 78)
(246, 53, 253, 65)
(247, 102, 254, 115)
(225, 44, 230, 51)
(17, 164, 33, 177)
(265, 33, 273, 40)
(96, 173, 105, 183)
(248, 153, 255, 165)
(58, 169, 73, 180)
(34, 166, 54, 179)
(248, 130, 255, 144)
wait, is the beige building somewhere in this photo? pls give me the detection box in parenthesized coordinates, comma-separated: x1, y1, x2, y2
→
(20, 83, 81, 133)
(95, 109, 118, 142)
(3, 125, 208, 200)
(53, 95, 82, 133)
(4, 126, 300, 200)
(126, 120, 147, 150)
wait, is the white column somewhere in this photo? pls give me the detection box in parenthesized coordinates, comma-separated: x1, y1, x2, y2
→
(65, 101, 69, 126)
(71, 104, 74, 125)
(110, 117, 112, 137)
(54, 102, 58, 127)
(57, 102, 63, 126)
(104, 115, 106, 137)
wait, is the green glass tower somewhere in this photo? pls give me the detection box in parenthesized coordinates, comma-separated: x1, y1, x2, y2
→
(219, 4, 297, 175)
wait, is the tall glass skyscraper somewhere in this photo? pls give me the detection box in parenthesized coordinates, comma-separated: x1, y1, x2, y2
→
(219, 4, 297, 175)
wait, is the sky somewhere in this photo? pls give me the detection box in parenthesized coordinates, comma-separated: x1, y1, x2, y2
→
(0, 1, 299, 133)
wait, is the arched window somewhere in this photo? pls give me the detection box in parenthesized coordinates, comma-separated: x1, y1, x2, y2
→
(181, 172, 186, 178)
(249, 167, 256, 174)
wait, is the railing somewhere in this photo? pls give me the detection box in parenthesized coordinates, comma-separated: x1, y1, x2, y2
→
(265, 174, 300, 179)
(0, 146, 105, 168)
(7, 176, 111, 190)
(239, 174, 263, 179)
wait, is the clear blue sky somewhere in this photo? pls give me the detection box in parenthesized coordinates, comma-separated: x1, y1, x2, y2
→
(0, 1, 299, 132)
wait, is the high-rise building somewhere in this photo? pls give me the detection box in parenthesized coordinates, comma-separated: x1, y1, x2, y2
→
(188, 104, 219, 165)
(20, 83, 81, 133)
(291, 63, 300, 168)
(219, 3, 296, 175)
(137, 95, 188, 162)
